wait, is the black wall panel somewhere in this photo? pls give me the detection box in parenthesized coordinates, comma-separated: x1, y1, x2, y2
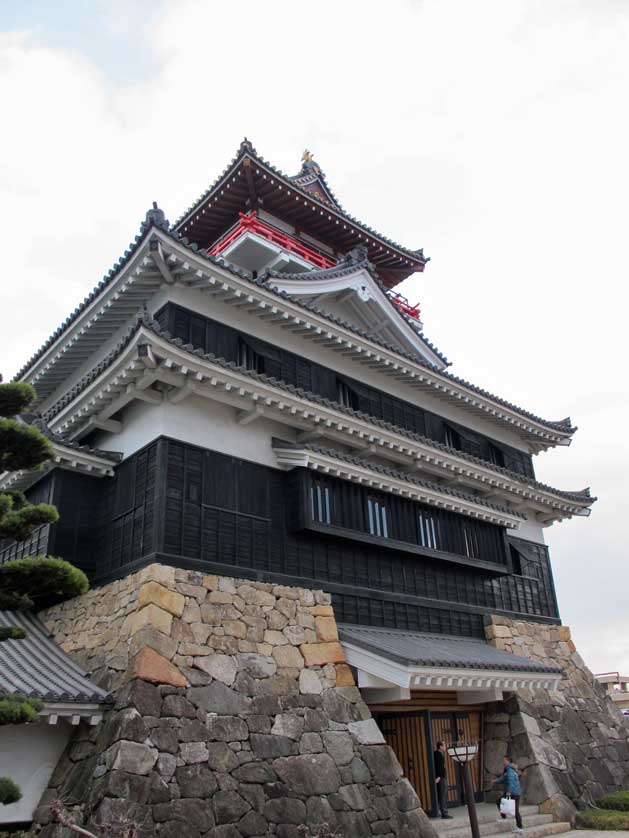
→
(15, 438, 559, 636)
(154, 303, 535, 480)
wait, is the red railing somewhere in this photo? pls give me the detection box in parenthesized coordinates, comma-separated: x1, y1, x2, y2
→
(208, 211, 421, 321)
(387, 289, 421, 321)
(208, 211, 335, 270)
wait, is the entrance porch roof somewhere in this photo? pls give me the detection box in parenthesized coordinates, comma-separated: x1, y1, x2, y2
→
(339, 624, 562, 694)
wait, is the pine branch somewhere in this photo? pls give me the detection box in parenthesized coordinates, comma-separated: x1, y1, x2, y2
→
(0, 382, 37, 419)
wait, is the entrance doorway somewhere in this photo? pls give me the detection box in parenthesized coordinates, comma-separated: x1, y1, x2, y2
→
(373, 706, 484, 816)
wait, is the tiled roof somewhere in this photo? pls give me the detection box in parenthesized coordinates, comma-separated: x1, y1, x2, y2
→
(19, 414, 122, 463)
(41, 316, 593, 507)
(173, 139, 427, 264)
(0, 610, 110, 704)
(16, 214, 575, 438)
(338, 624, 563, 674)
(271, 438, 525, 519)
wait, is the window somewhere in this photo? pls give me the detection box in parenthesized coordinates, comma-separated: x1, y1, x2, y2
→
(337, 379, 358, 410)
(311, 479, 332, 524)
(367, 496, 388, 538)
(510, 545, 523, 575)
(238, 339, 263, 373)
(418, 510, 438, 549)
(463, 527, 479, 559)
(488, 442, 505, 468)
(443, 424, 462, 451)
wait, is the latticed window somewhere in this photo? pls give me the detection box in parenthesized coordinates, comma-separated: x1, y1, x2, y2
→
(367, 496, 388, 537)
(337, 380, 358, 410)
(463, 527, 480, 558)
(311, 479, 332, 524)
(238, 339, 263, 373)
(418, 509, 438, 549)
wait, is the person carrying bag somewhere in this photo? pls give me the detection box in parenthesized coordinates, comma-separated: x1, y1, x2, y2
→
(495, 758, 523, 833)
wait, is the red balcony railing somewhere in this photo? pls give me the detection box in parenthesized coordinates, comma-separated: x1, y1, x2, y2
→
(208, 211, 335, 270)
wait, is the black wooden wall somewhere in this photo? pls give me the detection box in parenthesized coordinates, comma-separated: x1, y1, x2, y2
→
(13, 437, 559, 637)
(155, 303, 535, 479)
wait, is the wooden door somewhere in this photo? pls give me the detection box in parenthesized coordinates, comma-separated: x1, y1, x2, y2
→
(377, 713, 432, 811)
(457, 711, 483, 800)
(430, 711, 484, 806)
(430, 713, 463, 807)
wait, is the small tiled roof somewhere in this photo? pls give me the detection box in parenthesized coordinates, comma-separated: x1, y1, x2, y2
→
(19, 414, 122, 462)
(41, 316, 593, 507)
(271, 438, 525, 519)
(261, 246, 450, 367)
(0, 610, 110, 704)
(338, 624, 563, 674)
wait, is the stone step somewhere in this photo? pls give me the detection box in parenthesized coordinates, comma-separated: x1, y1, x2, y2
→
(434, 813, 554, 838)
(434, 821, 571, 838)
(434, 806, 541, 833)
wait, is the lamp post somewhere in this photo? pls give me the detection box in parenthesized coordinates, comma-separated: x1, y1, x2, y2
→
(447, 742, 480, 838)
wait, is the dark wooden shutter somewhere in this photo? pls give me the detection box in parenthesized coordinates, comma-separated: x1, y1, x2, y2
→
(190, 315, 206, 350)
(237, 461, 269, 518)
(204, 451, 236, 510)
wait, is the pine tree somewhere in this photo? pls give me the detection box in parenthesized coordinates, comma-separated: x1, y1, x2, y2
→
(0, 376, 87, 812)
(0, 380, 58, 542)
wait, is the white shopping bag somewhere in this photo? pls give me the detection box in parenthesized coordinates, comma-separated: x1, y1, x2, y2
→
(500, 796, 516, 818)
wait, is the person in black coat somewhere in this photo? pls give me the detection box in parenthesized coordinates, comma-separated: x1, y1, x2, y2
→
(434, 740, 453, 818)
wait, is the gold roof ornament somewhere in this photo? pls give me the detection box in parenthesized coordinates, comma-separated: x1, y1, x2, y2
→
(301, 149, 320, 176)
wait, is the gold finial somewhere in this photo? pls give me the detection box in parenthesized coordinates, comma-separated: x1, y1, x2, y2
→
(302, 149, 314, 164)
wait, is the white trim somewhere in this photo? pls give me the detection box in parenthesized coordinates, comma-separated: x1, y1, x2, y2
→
(39, 701, 104, 725)
(342, 641, 562, 694)
(268, 265, 433, 364)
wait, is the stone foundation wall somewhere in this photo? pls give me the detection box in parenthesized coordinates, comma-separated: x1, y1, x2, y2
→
(483, 616, 629, 823)
(34, 564, 436, 838)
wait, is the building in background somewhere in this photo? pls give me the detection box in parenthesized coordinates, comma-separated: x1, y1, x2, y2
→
(1, 142, 626, 832)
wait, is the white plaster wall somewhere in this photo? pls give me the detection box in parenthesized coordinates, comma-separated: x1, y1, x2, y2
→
(0, 721, 70, 825)
(92, 396, 296, 466)
(514, 514, 547, 545)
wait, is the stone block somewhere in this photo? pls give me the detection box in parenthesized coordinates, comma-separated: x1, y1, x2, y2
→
(139, 581, 185, 617)
(273, 645, 305, 669)
(187, 681, 252, 715)
(239, 652, 277, 679)
(207, 714, 249, 741)
(105, 741, 158, 775)
(315, 616, 339, 642)
(271, 714, 305, 740)
(126, 604, 173, 637)
(322, 731, 355, 765)
(348, 719, 386, 745)
(137, 563, 175, 588)
(299, 668, 323, 695)
(273, 753, 342, 795)
(335, 664, 355, 687)
(129, 646, 188, 688)
(300, 641, 346, 666)
(486, 624, 512, 640)
(195, 653, 238, 685)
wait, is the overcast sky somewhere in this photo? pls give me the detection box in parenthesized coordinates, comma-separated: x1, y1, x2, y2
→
(1, 0, 627, 674)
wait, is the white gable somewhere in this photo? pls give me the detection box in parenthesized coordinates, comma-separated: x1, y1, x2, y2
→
(266, 265, 445, 368)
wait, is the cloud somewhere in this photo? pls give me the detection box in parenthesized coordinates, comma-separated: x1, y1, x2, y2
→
(0, 0, 627, 671)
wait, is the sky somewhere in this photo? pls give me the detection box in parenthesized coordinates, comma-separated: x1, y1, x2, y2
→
(0, 0, 627, 674)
